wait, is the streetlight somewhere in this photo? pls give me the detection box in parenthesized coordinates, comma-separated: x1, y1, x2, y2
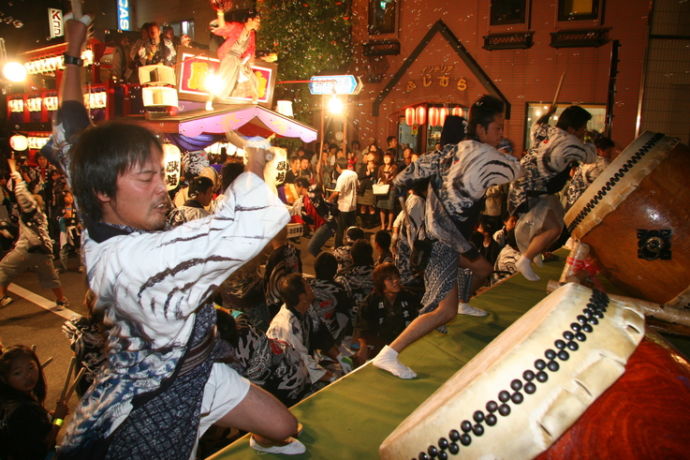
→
(2, 62, 27, 83)
(327, 94, 344, 116)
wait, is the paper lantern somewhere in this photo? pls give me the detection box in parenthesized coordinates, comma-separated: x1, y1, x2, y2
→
(276, 100, 294, 117)
(415, 105, 427, 126)
(428, 107, 439, 127)
(404, 107, 416, 126)
(9, 134, 28, 152)
(451, 106, 464, 117)
(162, 143, 182, 191)
(439, 107, 450, 127)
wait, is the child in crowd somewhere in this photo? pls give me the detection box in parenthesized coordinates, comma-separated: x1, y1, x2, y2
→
(373, 229, 393, 266)
(0, 345, 68, 459)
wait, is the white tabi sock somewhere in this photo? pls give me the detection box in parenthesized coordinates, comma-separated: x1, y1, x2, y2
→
(516, 255, 540, 281)
(372, 345, 417, 379)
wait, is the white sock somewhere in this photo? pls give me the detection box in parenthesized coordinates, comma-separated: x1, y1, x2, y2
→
(533, 254, 544, 267)
(516, 255, 540, 281)
(372, 345, 417, 379)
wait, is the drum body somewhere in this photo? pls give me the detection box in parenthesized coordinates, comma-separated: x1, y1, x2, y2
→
(564, 132, 690, 307)
(379, 283, 646, 459)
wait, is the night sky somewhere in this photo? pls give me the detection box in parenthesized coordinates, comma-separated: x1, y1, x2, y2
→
(1, 0, 71, 57)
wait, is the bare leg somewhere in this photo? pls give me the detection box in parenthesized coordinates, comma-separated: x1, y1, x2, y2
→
(517, 211, 562, 281)
(379, 210, 386, 229)
(52, 287, 67, 303)
(459, 255, 491, 294)
(215, 384, 298, 441)
(372, 286, 458, 379)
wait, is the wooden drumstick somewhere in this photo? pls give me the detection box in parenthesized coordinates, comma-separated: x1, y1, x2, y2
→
(59, 357, 76, 402)
(64, 367, 86, 401)
(551, 71, 566, 109)
(41, 357, 54, 368)
(546, 280, 690, 328)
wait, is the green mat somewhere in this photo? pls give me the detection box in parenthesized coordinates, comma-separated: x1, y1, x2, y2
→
(209, 252, 690, 459)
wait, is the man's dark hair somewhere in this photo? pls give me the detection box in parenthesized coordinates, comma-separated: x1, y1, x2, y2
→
(374, 229, 391, 251)
(314, 252, 338, 280)
(295, 177, 310, 189)
(440, 115, 467, 146)
(71, 122, 162, 229)
(189, 176, 214, 198)
(386, 136, 396, 145)
(372, 262, 399, 295)
(278, 273, 306, 308)
(556, 106, 592, 131)
(467, 95, 504, 141)
(351, 240, 374, 267)
(335, 157, 348, 171)
(221, 163, 244, 190)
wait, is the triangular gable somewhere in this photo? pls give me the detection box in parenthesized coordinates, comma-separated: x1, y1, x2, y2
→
(372, 20, 511, 118)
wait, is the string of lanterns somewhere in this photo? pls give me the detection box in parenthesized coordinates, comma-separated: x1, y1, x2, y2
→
(404, 105, 465, 127)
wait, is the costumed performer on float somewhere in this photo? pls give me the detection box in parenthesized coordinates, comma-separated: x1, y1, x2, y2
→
(371, 96, 523, 379)
(208, 2, 261, 106)
(507, 105, 597, 281)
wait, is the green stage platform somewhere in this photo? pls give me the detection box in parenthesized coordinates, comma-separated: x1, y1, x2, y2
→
(209, 251, 690, 459)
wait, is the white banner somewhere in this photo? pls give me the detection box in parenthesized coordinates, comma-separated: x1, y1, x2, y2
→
(48, 8, 63, 38)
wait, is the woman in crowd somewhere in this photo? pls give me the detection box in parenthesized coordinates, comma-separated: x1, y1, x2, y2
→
(375, 151, 398, 231)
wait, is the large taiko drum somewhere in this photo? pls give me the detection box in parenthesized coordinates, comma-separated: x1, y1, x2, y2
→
(379, 283, 690, 459)
(564, 132, 690, 308)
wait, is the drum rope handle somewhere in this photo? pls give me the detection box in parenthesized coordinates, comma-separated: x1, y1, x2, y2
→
(411, 289, 610, 459)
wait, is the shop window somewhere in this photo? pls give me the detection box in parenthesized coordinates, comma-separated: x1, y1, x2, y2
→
(524, 102, 606, 151)
(368, 0, 398, 36)
(558, 0, 600, 21)
(490, 0, 528, 26)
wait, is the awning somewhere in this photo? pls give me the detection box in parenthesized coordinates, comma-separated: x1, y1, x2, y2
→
(141, 104, 318, 143)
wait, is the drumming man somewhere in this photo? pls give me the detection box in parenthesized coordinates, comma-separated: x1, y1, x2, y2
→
(508, 105, 597, 281)
(48, 16, 305, 458)
(372, 96, 522, 379)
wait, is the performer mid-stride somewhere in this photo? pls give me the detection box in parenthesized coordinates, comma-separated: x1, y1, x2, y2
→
(508, 105, 597, 281)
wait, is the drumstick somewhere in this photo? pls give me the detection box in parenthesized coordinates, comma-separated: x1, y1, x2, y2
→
(41, 357, 54, 368)
(64, 367, 86, 401)
(551, 72, 566, 109)
(59, 357, 76, 402)
(546, 280, 690, 328)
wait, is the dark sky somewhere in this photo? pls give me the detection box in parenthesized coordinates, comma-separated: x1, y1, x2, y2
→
(1, 0, 72, 57)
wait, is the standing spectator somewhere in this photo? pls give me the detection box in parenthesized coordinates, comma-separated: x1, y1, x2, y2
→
(356, 151, 378, 228)
(0, 158, 69, 308)
(375, 151, 398, 231)
(328, 157, 358, 248)
(58, 191, 82, 272)
(0, 345, 69, 459)
(298, 157, 314, 184)
(386, 135, 401, 164)
(308, 252, 352, 342)
(130, 22, 163, 76)
(160, 25, 179, 66)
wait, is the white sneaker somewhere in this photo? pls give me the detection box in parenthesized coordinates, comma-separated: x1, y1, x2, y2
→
(249, 436, 306, 455)
(372, 345, 417, 379)
(0, 296, 13, 307)
(516, 255, 540, 281)
(457, 302, 488, 317)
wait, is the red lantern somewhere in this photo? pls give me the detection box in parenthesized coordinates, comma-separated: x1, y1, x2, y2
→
(451, 106, 464, 117)
(439, 107, 450, 127)
(404, 107, 416, 126)
(428, 107, 439, 127)
(416, 105, 427, 126)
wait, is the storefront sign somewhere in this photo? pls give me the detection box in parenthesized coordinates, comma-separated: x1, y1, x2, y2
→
(28, 136, 49, 150)
(308, 75, 362, 95)
(117, 0, 130, 31)
(48, 8, 63, 38)
(405, 65, 467, 93)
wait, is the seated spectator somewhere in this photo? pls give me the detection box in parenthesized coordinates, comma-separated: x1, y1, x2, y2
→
(216, 309, 311, 406)
(492, 215, 521, 285)
(266, 273, 344, 388)
(308, 252, 352, 342)
(167, 176, 214, 227)
(0, 345, 68, 459)
(332, 225, 364, 273)
(335, 239, 375, 328)
(264, 226, 302, 319)
(373, 229, 393, 266)
(353, 263, 420, 365)
(470, 217, 502, 267)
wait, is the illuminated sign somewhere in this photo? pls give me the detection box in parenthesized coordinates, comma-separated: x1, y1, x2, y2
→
(83, 91, 107, 109)
(308, 75, 362, 95)
(48, 8, 64, 39)
(27, 97, 42, 112)
(8, 99, 24, 113)
(24, 49, 94, 75)
(176, 49, 277, 107)
(118, 0, 130, 31)
(43, 96, 59, 111)
(28, 137, 49, 150)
